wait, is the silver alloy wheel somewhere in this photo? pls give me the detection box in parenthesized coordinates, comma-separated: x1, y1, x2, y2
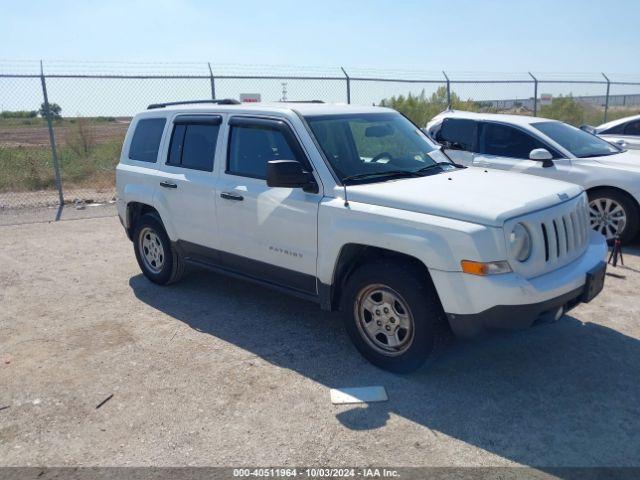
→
(589, 197, 627, 240)
(139, 227, 165, 274)
(354, 284, 415, 357)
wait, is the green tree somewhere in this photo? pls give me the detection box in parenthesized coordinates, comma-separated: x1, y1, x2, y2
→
(539, 95, 585, 126)
(379, 86, 484, 125)
(0, 110, 37, 119)
(38, 102, 62, 119)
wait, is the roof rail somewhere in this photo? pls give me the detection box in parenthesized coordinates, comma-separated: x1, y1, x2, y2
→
(147, 99, 241, 110)
(278, 100, 325, 104)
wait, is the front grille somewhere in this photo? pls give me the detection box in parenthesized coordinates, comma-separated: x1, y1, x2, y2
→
(505, 194, 590, 279)
(539, 200, 589, 263)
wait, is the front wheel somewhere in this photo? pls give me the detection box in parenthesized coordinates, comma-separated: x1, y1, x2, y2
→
(341, 260, 443, 373)
(588, 189, 639, 244)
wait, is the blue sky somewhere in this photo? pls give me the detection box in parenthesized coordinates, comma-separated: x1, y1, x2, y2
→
(2, 0, 639, 74)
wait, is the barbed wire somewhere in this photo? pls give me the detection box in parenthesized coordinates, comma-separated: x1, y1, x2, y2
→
(0, 60, 638, 84)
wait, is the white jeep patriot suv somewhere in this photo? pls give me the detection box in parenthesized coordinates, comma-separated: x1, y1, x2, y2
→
(116, 100, 607, 372)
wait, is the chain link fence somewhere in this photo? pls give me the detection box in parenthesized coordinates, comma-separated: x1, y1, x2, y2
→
(1, 61, 639, 224)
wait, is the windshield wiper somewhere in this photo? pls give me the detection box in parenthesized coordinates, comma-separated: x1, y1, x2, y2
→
(414, 162, 452, 174)
(341, 170, 423, 185)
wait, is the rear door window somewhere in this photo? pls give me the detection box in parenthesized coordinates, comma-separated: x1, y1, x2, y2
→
(166, 116, 221, 171)
(437, 118, 478, 151)
(128, 118, 166, 162)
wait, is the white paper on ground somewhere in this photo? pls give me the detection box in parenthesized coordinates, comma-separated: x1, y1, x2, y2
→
(330, 386, 388, 404)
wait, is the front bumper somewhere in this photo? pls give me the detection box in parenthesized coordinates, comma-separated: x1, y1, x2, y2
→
(430, 231, 607, 338)
(446, 281, 594, 338)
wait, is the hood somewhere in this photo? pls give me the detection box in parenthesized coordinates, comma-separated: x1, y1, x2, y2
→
(591, 150, 640, 172)
(345, 167, 583, 227)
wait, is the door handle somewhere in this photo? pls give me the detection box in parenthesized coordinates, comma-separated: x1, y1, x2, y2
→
(160, 181, 178, 189)
(220, 192, 244, 201)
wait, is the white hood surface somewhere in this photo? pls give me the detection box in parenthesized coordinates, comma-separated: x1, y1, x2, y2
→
(591, 150, 640, 171)
(345, 167, 583, 227)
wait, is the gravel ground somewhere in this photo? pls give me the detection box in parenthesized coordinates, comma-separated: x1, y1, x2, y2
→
(1, 216, 639, 467)
(0, 189, 116, 220)
(0, 203, 116, 226)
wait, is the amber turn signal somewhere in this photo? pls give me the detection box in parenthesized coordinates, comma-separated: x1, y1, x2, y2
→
(461, 260, 512, 276)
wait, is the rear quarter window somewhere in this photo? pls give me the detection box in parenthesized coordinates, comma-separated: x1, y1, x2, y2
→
(128, 118, 166, 163)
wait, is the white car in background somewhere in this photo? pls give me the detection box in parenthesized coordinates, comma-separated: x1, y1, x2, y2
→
(426, 111, 640, 243)
(591, 114, 640, 151)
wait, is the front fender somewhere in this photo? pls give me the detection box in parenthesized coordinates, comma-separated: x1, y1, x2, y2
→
(317, 198, 506, 285)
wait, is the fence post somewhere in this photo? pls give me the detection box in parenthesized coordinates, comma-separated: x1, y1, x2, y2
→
(341, 67, 351, 104)
(602, 73, 611, 123)
(39, 60, 64, 215)
(442, 71, 451, 108)
(207, 62, 216, 99)
(528, 72, 538, 117)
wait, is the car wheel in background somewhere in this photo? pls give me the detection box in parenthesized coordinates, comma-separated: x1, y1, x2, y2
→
(588, 188, 639, 244)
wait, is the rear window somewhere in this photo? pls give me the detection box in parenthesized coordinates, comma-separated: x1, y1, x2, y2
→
(128, 118, 166, 163)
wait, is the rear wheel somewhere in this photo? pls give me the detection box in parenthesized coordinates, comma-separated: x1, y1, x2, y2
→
(133, 213, 184, 285)
(341, 260, 443, 373)
(588, 189, 639, 244)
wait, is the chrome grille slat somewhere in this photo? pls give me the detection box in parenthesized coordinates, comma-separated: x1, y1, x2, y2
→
(541, 223, 550, 261)
(556, 217, 567, 257)
(565, 213, 576, 252)
(543, 220, 558, 261)
(571, 211, 580, 250)
(578, 202, 587, 246)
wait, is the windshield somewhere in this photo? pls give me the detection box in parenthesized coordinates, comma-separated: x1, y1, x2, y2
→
(532, 121, 621, 158)
(305, 112, 450, 183)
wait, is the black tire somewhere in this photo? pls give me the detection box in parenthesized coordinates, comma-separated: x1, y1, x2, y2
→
(587, 188, 639, 244)
(133, 213, 185, 285)
(340, 259, 444, 373)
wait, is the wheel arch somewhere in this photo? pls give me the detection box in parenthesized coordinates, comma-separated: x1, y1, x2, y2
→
(586, 185, 640, 208)
(586, 185, 640, 220)
(321, 243, 436, 311)
(125, 202, 161, 240)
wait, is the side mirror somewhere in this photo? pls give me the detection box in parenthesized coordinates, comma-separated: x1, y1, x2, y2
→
(615, 139, 627, 148)
(529, 148, 554, 168)
(267, 160, 317, 193)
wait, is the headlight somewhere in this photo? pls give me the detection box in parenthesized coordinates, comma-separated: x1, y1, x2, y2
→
(510, 223, 532, 262)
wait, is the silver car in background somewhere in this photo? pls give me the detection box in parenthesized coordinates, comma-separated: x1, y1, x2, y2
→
(590, 114, 640, 151)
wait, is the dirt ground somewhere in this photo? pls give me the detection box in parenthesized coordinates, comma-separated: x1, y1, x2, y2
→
(1, 216, 639, 467)
(0, 122, 128, 148)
